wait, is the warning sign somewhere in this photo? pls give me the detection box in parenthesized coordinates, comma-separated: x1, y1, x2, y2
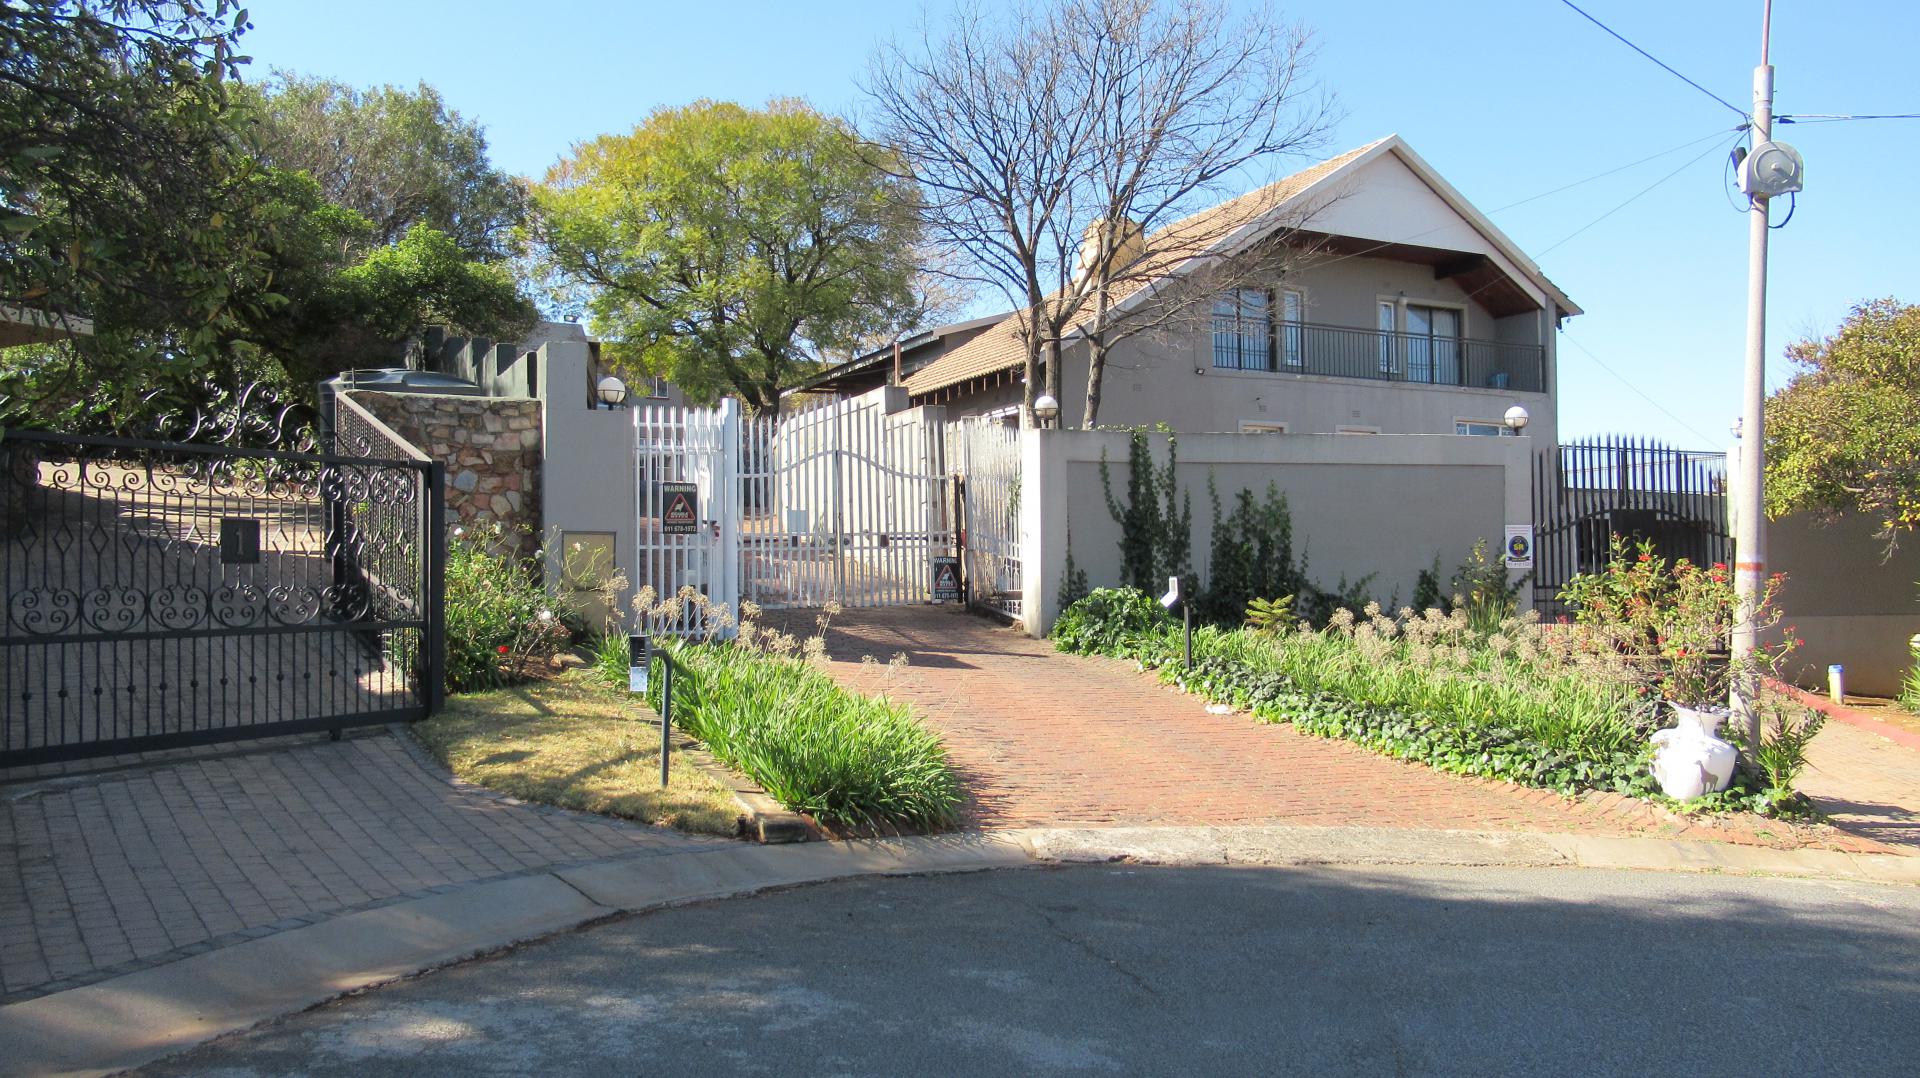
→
(661, 482, 699, 535)
(931, 556, 961, 603)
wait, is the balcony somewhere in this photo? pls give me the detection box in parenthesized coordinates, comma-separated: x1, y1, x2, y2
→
(1217, 321, 1546, 394)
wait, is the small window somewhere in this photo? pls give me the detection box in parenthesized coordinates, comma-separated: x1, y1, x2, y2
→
(1239, 421, 1289, 434)
(1456, 420, 1519, 437)
(1335, 425, 1381, 435)
(1212, 289, 1273, 370)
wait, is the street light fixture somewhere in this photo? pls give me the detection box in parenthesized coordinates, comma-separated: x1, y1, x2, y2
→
(596, 375, 628, 408)
(1503, 404, 1530, 433)
(1033, 393, 1061, 428)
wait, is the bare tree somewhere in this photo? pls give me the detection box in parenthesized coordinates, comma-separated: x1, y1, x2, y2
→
(865, 0, 1334, 427)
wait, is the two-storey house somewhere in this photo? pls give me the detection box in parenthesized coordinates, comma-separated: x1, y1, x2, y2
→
(895, 136, 1580, 448)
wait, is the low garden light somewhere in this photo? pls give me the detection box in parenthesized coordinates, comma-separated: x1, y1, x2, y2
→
(596, 375, 628, 408)
(1503, 404, 1530, 432)
(1033, 393, 1060, 428)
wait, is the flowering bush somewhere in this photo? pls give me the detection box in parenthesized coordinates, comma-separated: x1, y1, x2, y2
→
(1559, 535, 1793, 706)
(443, 523, 573, 693)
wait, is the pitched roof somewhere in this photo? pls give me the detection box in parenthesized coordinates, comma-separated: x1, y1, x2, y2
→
(903, 136, 1577, 398)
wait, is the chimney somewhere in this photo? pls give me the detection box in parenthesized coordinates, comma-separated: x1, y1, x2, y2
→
(1074, 218, 1145, 283)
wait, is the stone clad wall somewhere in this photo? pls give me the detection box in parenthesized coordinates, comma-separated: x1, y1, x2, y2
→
(349, 391, 543, 553)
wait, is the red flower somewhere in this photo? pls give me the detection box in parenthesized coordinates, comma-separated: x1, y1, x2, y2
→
(1638, 553, 1652, 562)
(1674, 647, 1689, 658)
(497, 645, 510, 654)
(1712, 562, 1727, 571)
(1794, 638, 1805, 647)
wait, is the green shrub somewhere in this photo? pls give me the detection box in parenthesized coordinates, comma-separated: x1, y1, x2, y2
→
(1049, 587, 1173, 657)
(1901, 634, 1920, 714)
(443, 524, 570, 693)
(650, 639, 961, 832)
(1052, 588, 1656, 794)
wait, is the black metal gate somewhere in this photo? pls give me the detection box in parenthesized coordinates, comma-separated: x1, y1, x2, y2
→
(1531, 435, 1731, 618)
(1, 416, 444, 766)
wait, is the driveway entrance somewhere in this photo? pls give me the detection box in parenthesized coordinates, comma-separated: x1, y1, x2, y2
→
(806, 608, 1901, 849)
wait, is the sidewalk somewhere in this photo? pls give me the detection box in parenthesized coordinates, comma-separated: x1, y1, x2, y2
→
(0, 729, 722, 1003)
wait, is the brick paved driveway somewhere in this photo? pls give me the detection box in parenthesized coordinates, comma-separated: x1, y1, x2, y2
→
(807, 608, 1901, 852)
(0, 730, 721, 1002)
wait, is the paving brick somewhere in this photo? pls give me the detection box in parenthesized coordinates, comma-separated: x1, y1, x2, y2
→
(1, 729, 720, 1001)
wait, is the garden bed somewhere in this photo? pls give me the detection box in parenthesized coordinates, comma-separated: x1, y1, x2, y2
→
(1052, 586, 1825, 816)
(640, 636, 963, 835)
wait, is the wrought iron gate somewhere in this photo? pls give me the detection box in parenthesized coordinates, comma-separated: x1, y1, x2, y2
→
(1, 416, 443, 766)
(1531, 435, 1730, 617)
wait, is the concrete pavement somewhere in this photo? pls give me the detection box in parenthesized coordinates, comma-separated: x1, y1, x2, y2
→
(131, 860, 1920, 1077)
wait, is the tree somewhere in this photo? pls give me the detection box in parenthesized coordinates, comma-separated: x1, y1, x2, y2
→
(246, 73, 528, 262)
(1, 0, 260, 349)
(533, 100, 923, 413)
(1766, 298, 1920, 536)
(865, 0, 1332, 427)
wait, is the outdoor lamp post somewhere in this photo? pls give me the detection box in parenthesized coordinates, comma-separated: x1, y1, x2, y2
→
(1033, 393, 1060, 429)
(596, 375, 628, 409)
(1503, 404, 1530, 433)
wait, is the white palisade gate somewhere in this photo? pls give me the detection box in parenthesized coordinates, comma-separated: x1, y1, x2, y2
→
(633, 399, 740, 634)
(947, 416, 1023, 620)
(633, 389, 1022, 627)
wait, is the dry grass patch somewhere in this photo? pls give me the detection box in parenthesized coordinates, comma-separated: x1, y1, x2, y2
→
(414, 669, 740, 835)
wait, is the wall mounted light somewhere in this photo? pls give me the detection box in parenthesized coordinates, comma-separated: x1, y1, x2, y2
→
(1503, 404, 1530, 432)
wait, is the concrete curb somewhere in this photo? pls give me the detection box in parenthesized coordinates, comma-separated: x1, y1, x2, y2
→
(1772, 680, 1920, 752)
(0, 835, 1030, 1078)
(1017, 825, 1920, 885)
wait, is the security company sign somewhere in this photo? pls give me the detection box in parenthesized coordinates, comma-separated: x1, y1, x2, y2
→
(661, 482, 699, 535)
(1504, 524, 1535, 569)
(931, 556, 961, 603)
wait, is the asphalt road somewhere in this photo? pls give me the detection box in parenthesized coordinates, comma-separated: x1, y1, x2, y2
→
(141, 863, 1920, 1077)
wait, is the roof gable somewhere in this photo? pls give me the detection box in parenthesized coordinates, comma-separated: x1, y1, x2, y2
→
(903, 135, 1578, 398)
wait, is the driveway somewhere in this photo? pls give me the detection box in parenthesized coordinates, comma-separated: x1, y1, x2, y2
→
(134, 862, 1920, 1076)
(0, 729, 723, 1002)
(804, 607, 1903, 851)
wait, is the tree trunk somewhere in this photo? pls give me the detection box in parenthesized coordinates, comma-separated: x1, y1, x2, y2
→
(1044, 336, 1063, 428)
(1082, 283, 1111, 429)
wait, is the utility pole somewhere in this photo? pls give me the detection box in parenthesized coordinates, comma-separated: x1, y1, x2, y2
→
(1730, 0, 1775, 756)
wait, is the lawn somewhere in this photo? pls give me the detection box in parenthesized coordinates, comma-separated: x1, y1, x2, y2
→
(412, 669, 741, 836)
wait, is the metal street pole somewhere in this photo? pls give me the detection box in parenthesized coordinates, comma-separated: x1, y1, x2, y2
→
(1730, 0, 1774, 756)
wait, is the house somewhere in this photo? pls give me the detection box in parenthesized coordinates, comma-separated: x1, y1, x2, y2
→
(898, 136, 1580, 448)
(794, 313, 1008, 399)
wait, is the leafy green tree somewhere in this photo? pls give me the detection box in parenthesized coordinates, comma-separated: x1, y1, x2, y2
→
(534, 99, 922, 413)
(246, 73, 528, 261)
(1, 0, 260, 350)
(1765, 299, 1920, 533)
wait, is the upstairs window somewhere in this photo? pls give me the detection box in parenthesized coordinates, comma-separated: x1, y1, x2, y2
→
(1212, 289, 1272, 370)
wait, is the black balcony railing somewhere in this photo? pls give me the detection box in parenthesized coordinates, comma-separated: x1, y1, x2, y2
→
(1219, 321, 1546, 393)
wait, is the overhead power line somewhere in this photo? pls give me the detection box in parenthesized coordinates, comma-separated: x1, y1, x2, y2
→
(1490, 125, 1746, 214)
(1556, 0, 1749, 120)
(1531, 130, 1746, 258)
(1558, 333, 1719, 447)
(1777, 113, 1920, 124)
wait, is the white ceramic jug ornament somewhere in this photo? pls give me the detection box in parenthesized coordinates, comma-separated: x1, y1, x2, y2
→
(1650, 706, 1739, 800)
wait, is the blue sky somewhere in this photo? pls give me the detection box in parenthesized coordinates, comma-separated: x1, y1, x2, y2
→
(242, 1, 1918, 448)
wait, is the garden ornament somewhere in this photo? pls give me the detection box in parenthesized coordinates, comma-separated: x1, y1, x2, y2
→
(1649, 706, 1739, 800)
